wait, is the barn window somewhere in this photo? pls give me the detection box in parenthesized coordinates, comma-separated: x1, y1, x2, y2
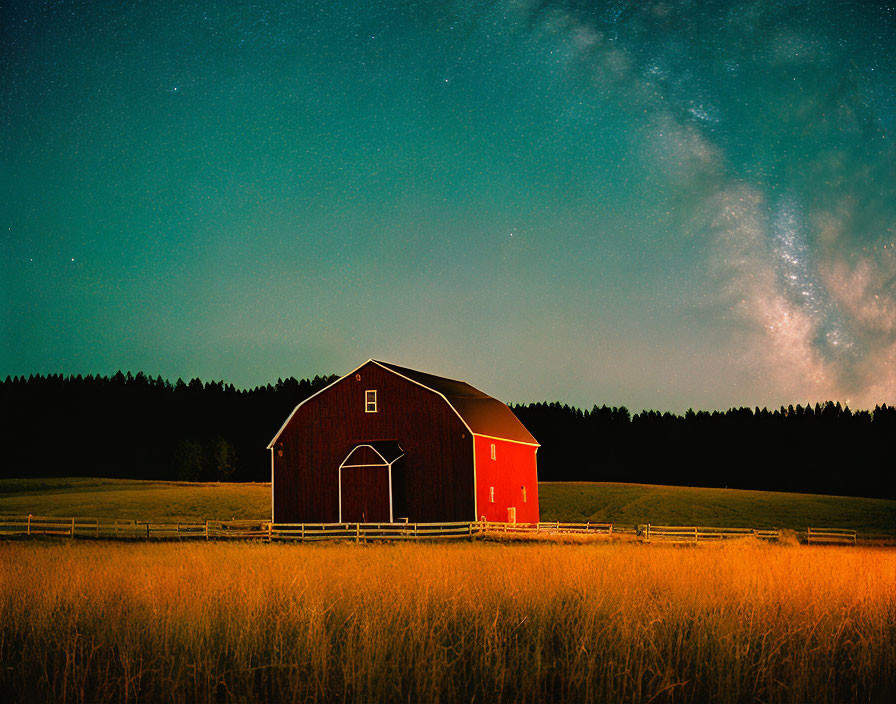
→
(365, 390, 377, 413)
(522, 486, 527, 503)
(489, 486, 495, 503)
(490, 443, 496, 460)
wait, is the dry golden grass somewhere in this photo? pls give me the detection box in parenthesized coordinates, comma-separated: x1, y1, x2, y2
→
(1, 540, 894, 703)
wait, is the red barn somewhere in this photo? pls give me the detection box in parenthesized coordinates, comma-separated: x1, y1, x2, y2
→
(268, 360, 539, 524)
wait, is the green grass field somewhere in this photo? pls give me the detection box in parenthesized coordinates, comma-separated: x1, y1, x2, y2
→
(539, 482, 896, 535)
(1, 477, 893, 535)
(0, 478, 272, 522)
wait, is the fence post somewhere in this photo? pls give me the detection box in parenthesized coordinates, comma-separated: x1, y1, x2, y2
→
(205, 520, 209, 540)
(694, 526, 699, 544)
(70, 517, 75, 538)
(301, 523, 305, 542)
(608, 524, 613, 536)
(646, 524, 651, 541)
(356, 523, 360, 543)
(267, 523, 272, 543)
(27, 514, 32, 536)
(146, 523, 150, 539)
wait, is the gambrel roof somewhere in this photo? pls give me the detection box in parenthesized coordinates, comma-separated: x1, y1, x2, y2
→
(268, 359, 539, 448)
(373, 361, 538, 445)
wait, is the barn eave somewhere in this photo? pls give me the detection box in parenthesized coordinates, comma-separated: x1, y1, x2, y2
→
(471, 432, 540, 448)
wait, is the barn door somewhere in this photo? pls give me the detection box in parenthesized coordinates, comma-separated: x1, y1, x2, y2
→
(340, 466, 391, 523)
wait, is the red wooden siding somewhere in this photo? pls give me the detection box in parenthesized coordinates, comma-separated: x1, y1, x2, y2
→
(473, 436, 539, 523)
(273, 361, 474, 523)
(340, 466, 391, 522)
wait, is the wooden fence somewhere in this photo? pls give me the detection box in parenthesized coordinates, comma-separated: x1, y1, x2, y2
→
(807, 527, 857, 546)
(271, 521, 478, 541)
(479, 521, 615, 536)
(0, 515, 869, 545)
(644, 525, 782, 544)
(0, 517, 597, 541)
(0, 516, 271, 540)
(0, 516, 481, 541)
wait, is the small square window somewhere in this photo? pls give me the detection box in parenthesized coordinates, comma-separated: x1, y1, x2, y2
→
(365, 390, 377, 413)
(490, 443, 496, 460)
(489, 486, 495, 503)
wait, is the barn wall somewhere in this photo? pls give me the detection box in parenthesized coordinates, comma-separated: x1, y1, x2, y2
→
(340, 466, 391, 523)
(273, 362, 475, 523)
(474, 436, 539, 523)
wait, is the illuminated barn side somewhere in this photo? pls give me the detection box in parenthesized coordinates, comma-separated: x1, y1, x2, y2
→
(268, 360, 540, 524)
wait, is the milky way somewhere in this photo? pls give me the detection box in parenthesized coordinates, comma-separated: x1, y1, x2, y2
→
(519, 0, 896, 407)
(2, 0, 895, 411)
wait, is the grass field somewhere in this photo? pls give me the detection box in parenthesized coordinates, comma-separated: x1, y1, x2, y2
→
(1, 477, 894, 535)
(0, 478, 272, 522)
(1, 540, 893, 704)
(539, 482, 896, 535)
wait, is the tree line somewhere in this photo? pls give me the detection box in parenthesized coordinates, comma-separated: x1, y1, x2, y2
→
(511, 401, 895, 499)
(0, 372, 337, 485)
(1, 373, 893, 499)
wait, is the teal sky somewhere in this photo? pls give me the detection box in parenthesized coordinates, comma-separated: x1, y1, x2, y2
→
(3, 0, 895, 411)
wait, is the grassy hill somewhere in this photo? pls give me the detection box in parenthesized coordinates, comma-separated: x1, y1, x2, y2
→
(0, 478, 272, 522)
(539, 482, 896, 535)
(1, 478, 894, 535)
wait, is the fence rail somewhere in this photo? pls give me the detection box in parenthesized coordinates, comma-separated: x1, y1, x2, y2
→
(807, 527, 857, 546)
(644, 525, 782, 544)
(477, 521, 614, 536)
(0, 515, 870, 545)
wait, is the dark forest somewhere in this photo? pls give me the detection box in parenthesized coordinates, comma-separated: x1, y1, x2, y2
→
(2, 373, 893, 499)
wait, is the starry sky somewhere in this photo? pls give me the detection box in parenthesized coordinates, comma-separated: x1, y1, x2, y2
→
(3, 0, 895, 412)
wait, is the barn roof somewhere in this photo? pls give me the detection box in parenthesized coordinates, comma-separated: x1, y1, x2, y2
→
(268, 359, 539, 448)
(371, 361, 539, 446)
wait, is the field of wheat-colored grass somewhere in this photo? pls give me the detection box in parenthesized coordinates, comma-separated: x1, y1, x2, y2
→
(1, 540, 894, 704)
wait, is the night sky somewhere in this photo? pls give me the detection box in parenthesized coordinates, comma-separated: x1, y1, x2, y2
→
(3, 1, 895, 412)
